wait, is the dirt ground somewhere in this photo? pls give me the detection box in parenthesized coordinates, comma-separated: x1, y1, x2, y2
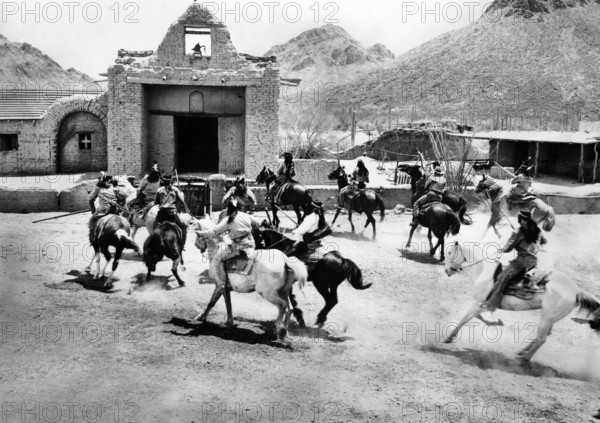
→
(1, 210, 599, 423)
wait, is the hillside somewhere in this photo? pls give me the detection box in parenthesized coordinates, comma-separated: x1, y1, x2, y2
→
(301, 0, 600, 126)
(0, 34, 93, 87)
(266, 24, 395, 87)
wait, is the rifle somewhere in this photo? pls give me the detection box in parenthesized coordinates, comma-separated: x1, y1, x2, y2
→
(33, 209, 89, 224)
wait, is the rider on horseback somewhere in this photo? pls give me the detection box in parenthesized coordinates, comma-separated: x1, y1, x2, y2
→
(410, 166, 446, 227)
(132, 165, 162, 214)
(351, 159, 370, 190)
(196, 199, 267, 279)
(480, 210, 543, 311)
(507, 164, 536, 204)
(88, 173, 128, 217)
(269, 152, 296, 203)
(223, 176, 257, 212)
(154, 175, 190, 249)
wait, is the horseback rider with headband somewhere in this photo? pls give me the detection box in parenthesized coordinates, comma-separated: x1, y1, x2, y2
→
(132, 164, 162, 212)
(410, 166, 446, 227)
(481, 209, 543, 311)
(195, 199, 268, 279)
(154, 175, 190, 249)
(88, 173, 128, 216)
(223, 176, 257, 213)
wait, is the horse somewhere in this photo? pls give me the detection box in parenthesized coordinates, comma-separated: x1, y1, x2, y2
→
(127, 202, 159, 240)
(255, 166, 314, 228)
(327, 165, 386, 239)
(254, 227, 370, 326)
(397, 164, 472, 225)
(443, 240, 600, 361)
(193, 216, 309, 340)
(406, 203, 461, 261)
(86, 214, 140, 288)
(475, 175, 555, 238)
(143, 223, 186, 287)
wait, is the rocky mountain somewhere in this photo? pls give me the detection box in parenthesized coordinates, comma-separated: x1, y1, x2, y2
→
(275, 0, 600, 126)
(265, 24, 395, 88)
(0, 34, 93, 87)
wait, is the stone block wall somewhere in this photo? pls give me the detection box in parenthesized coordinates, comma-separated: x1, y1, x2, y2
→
(153, 3, 248, 71)
(0, 120, 51, 175)
(57, 112, 107, 173)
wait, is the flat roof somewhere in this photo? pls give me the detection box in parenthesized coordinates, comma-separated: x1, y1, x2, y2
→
(0, 89, 104, 120)
(472, 130, 600, 145)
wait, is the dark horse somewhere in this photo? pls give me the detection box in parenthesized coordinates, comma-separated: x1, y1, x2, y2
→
(253, 228, 371, 327)
(406, 203, 461, 261)
(256, 166, 313, 227)
(327, 165, 385, 239)
(143, 222, 186, 287)
(397, 164, 472, 225)
(86, 214, 140, 288)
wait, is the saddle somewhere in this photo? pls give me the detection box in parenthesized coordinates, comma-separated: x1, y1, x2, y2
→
(493, 263, 551, 301)
(132, 201, 155, 218)
(224, 250, 258, 275)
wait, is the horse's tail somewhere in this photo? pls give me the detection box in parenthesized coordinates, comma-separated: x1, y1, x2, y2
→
(116, 229, 140, 254)
(458, 199, 473, 226)
(377, 194, 385, 222)
(541, 207, 556, 232)
(448, 211, 461, 236)
(343, 257, 371, 290)
(286, 259, 308, 291)
(576, 291, 600, 333)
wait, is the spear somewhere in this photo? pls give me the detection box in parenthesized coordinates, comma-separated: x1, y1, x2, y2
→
(33, 209, 89, 224)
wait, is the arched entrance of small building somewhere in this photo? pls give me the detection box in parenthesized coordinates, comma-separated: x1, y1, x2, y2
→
(57, 112, 107, 173)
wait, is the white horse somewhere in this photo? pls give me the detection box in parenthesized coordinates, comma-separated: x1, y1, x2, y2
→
(443, 240, 600, 361)
(193, 216, 308, 339)
(127, 202, 159, 240)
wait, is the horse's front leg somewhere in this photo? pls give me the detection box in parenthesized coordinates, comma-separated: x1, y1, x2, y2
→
(331, 208, 342, 225)
(348, 210, 355, 233)
(444, 302, 483, 343)
(294, 205, 303, 226)
(195, 283, 224, 322)
(171, 256, 186, 287)
(406, 225, 418, 247)
(271, 203, 280, 228)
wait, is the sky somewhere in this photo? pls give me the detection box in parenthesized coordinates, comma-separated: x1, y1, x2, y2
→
(0, 0, 494, 79)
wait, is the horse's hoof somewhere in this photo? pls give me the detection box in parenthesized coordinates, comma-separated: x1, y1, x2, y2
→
(277, 327, 288, 340)
(443, 337, 454, 344)
(178, 281, 186, 287)
(315, 320, 325, 329)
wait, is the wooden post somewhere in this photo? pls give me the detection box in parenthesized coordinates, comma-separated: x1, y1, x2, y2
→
(579, 143, 585, 183)
(496, 139, 501, 164)
(594, 142, 598, 183)
(351, 111, 356, 146)
(534, 142, 540, 178)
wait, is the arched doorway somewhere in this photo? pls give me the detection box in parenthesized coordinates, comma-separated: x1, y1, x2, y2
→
(57, 112, 107, 173)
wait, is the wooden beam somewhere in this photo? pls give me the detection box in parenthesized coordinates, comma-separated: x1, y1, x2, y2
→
(534, 142, 540, 178)
(594, 142, 599, 183)
(496, 139, 501, 164)
(579, 143, 585, 183)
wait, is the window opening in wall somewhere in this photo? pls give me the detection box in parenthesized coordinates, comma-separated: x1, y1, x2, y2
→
(0, 134, 18, 151)
(78, 133, 92, 150)
(185, 27, 211, 57)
